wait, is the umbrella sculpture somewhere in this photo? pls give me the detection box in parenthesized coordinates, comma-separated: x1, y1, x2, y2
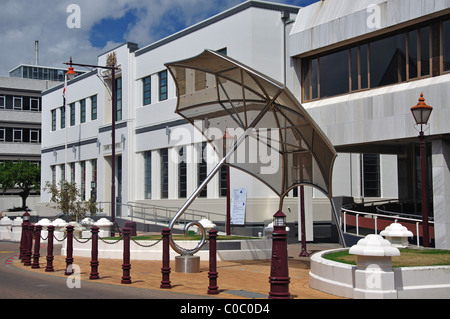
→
(165, 49, 345, 256)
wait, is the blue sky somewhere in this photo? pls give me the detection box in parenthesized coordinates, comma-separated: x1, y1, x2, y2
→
(88, 0, 320, 48)
(0, 0, 321, 76)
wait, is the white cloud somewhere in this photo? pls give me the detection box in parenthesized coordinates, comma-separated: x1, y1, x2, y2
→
(0, 0, 300, 76)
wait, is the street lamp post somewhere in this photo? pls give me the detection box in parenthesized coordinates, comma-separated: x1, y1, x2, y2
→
(411, 93, 433, 247)
(64, 57, 120, 235)
(222, 129, 234, 236)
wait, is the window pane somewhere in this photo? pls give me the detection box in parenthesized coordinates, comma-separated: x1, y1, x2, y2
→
(311, 59, 318, 99)
(420, 26, 430, 76)
(198, 142, 207, 198)
(408, 30, 418, 79)
(143, 76, 151, 105)
(160, 149, 168, 199)
(319, 50, 349, 98)
(370, 33, 406, 88)
(179, 147, 187, 199)
(144, 151, 152, 199)
(91, 95, 97, 120)
(302, 60, 311, 101)
(363, 154, 380, 197)
(159, 70, 168, 101)
(80, 99, 86, 123)
(360, 44, 369, 89)
(350, 47, 359, 91)
(444, 19, 450, 71)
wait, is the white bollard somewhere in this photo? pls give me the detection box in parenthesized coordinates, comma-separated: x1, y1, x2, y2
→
(349, 234, 400, 299)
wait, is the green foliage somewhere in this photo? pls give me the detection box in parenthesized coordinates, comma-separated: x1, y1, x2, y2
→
(44, 180, 101, 222)
(0, 161, 40, 209)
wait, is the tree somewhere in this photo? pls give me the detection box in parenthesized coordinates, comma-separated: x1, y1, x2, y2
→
(0, 161, 40, 210)
(44, 180, 101, 222)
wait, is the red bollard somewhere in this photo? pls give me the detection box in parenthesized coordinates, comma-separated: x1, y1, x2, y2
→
(24, 224, 33, 266)
(121, 227, 132, 284)
(45, 225, 55, 272)
(160, 228, 172, 289)
(65, 225, 74, 275)
(208, 229, 219, 295)
(19, 213, 31, 261)
(90, 226, 100, 280)
(32, 225, 42, 269)
(268, 210, 291, 299)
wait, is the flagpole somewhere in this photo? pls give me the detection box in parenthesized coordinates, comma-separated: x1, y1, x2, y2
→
(64, 75, 68, 182)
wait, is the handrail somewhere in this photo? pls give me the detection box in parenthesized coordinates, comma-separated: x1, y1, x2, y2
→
(341, 201, 434, 247)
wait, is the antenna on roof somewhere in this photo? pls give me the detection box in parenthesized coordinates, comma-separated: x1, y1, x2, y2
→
(35, 40, 39, 66)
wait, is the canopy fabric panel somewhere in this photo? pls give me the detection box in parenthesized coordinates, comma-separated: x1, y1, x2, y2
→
(165, 50, 337, 199)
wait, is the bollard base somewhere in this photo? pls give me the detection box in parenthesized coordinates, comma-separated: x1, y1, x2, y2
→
(175, 255, 200, 273)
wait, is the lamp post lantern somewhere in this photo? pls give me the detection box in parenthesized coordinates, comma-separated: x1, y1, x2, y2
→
(268, 210, 291, 299)
(64, 57, 119, 235)
(411, 93, 433, 247)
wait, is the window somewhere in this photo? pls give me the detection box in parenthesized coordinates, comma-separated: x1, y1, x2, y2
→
(60, 106, 66, 129)
(70, 103, 75, 126)
(0, 128, 5, 142)
(198, 142, 208, 198)
(30, 130, 39, 143)
(301, 18, 448, 102)
(70, 163, 75, 184)
(80, 99, 86, 123)
(13, 129, 22, 143)
(160, 148, 169, 199)
(362, 154, 381, 198)
(370, 33, 406, 88)
(52, 110, 57, 131)
(116, 77, 122, 121)
(51, 166, 56, 185)
(178, 147, 187, 199)
(91, 159, 97, 200)
(0, 96, 5, 109)
(80, 161, 86, 200)
(144, 151, 152, 199)
(320, 49, 349, 98)
(159, 70, 168, 101)
(60, 164, 65, 182)
(143, 76, 151, 105)
(91, 95, 97, 120)
(13, 97, 22, 110)
(30, 98, 40, 111)
(443, 19, 450, 72)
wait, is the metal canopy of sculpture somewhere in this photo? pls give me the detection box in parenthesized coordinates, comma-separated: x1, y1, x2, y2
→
(166, 49, 337, 201)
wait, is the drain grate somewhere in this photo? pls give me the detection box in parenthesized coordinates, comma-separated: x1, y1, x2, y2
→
(225, 290, 267, 299)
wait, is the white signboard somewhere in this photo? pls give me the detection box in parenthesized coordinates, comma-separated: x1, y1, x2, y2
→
(231, 188, 247, 225)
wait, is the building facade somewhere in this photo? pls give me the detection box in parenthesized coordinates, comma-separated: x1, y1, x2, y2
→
(40, 1, 303, 236)
(40, 0, 450, 248)
(0, 72, 60, 210)
(288, 0, 450, 248)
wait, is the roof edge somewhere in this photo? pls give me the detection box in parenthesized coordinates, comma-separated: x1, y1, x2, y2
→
(135, 0, 300, 57)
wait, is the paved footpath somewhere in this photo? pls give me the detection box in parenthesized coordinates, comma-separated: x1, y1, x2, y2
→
(13, 242, 344, 299)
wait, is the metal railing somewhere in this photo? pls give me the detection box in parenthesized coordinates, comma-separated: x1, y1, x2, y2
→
(341, 200, 434, 247)
(97, 201, 224, 230)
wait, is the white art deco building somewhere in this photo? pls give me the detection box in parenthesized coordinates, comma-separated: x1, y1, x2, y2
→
(40, 0, 450, 248)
